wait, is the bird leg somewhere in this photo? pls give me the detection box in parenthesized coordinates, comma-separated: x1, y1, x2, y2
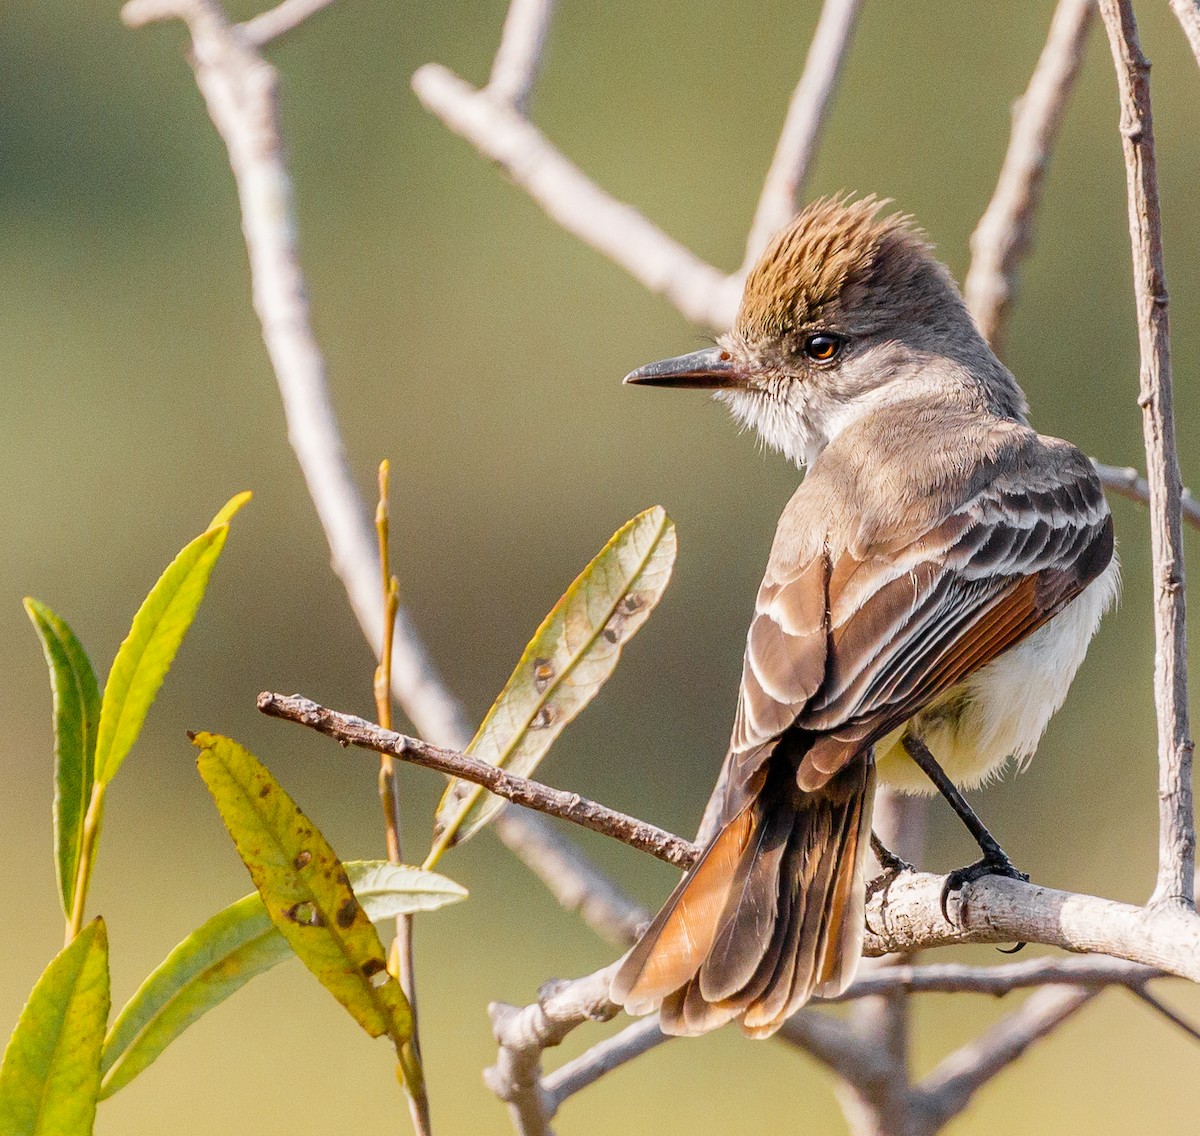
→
(900, 735, 1029, 923)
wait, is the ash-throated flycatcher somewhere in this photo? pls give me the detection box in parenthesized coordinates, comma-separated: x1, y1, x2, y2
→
(610, 197, 1118, 1038)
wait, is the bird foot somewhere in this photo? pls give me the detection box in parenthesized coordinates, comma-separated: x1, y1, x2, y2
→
(867, 833, 916, 900)
(939, 854, 1029, 925)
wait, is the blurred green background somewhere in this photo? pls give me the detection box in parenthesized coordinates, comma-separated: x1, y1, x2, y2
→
(3, 0, 1199, 1131)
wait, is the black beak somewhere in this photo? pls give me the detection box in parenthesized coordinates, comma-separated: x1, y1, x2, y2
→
(622, 347, 743, 390)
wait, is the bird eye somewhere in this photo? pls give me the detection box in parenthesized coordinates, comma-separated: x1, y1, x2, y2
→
(802, 332, 845, 363)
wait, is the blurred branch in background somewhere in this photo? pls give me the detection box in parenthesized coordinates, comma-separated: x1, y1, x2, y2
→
(120, 0, 646, 958)
(740, 0, 865, 266)
(963, 0, 1093, 354)
(1169, 0, 1200, 67)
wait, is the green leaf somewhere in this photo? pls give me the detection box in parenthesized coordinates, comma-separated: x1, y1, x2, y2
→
(207, 490, 252, 531)
(93, 494, 248, 786)
(193, 734, 412, 1048)
(100, 862, 465, 1097)
(0, 919, 110, 1136)
(431, 506, 676, 857)
(23, 599, 102, 917)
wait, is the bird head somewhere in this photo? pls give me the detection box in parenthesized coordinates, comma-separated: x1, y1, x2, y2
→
(624, 196, 1024, 467)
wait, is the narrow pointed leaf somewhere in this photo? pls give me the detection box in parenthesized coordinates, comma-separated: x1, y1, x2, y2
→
(433, 506, 676, 853)
(207, 490, 252, 531)
(94, 497, 246, 786)
(100, 862, 465, 1097)
(194, 734, 412, 1047)
(23, 599, 101, 917)
(0, 919, 110, 1136)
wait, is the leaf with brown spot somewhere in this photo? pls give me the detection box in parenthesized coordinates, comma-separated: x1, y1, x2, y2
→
(99, 861, 464, 1098)
(429, 506, 676, 862)
(193, 733, 411, 1049)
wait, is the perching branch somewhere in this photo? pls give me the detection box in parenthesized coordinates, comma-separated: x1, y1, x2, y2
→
(963, 0, 1093, 353)
(1098, 0, 1195, 910)
(741, 0, 866, 266)
(257, 692, 699, 869)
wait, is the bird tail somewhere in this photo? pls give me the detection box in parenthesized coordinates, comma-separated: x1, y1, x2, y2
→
(610, 759, 875, 1038)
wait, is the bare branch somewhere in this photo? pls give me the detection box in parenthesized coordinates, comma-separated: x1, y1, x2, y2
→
(963, 0, 1093, 351)
(917, 985, 1095, 1127)
(1095, 461, 1200, 531)
(862, 869, 1200, 982)
(257, 692, 700, 868)
(1128, 984, 1200, 1045)
(1099, 0, 1195, 909)
(742, 0, 866, 267)
(541, 1018, 668, 1115)
(492, 810, 650, 945)
(487, 0, 557, 113)
(484, 965, 621, 1136)
(239, 0, 337, 47)
(830, 955, 1156, 999)
(778, 1009, 894, 1086)
(411, 64, 739, 330)
(122, 0, 472, 753)
(1169, 0, 1200, 69)
(123, 0, 657, 939)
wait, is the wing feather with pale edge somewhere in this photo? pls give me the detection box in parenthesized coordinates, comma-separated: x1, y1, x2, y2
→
(721, 454, 1113, 816)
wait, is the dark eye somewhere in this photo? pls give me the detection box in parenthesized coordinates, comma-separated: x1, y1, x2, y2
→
(802, 332, 845, 363)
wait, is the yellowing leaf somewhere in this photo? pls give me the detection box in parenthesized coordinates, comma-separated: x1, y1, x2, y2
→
(431, 506, 675, 860)
(94, 498, 245, 786)
(0, 919, 110, 1136)
(207, 490, 252, 531)
(23, 599, 101, 917)
(194, 734, 411, 1048)
(100, 862, 464, 1098)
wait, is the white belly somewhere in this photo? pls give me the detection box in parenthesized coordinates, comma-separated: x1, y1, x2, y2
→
(875, 558, 1120, 793)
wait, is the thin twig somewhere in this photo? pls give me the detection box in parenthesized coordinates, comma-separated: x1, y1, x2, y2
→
(239, 0, 337, 47)
(257, 692, 699, 869)
(411, 64, 740, 330)
(373, 462, 431, 1136)
(541, 1018, 668, 1115)
(122, 0, 652, 943)
(486, 0, 557, 113)
(963, 0, 1094, 352)
(1169, 0, 1200, 68)
(916, 986, 1096, 1128)
(1099, 0, 1195, 910)
(1128, 984, 1200, 1045)
(742, 0, 866, 267)
(1095, 462, 1200, 531)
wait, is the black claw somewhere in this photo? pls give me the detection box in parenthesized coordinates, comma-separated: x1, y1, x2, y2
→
(938, 855, 1030, 924)
(870, 832, 915, 876)
(997, 940, 1028, 955)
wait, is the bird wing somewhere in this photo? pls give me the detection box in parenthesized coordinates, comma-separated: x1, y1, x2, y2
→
(721, 450, 1113, 817)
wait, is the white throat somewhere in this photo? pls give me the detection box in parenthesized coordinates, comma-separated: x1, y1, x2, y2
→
(717, 376, 910, 469)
